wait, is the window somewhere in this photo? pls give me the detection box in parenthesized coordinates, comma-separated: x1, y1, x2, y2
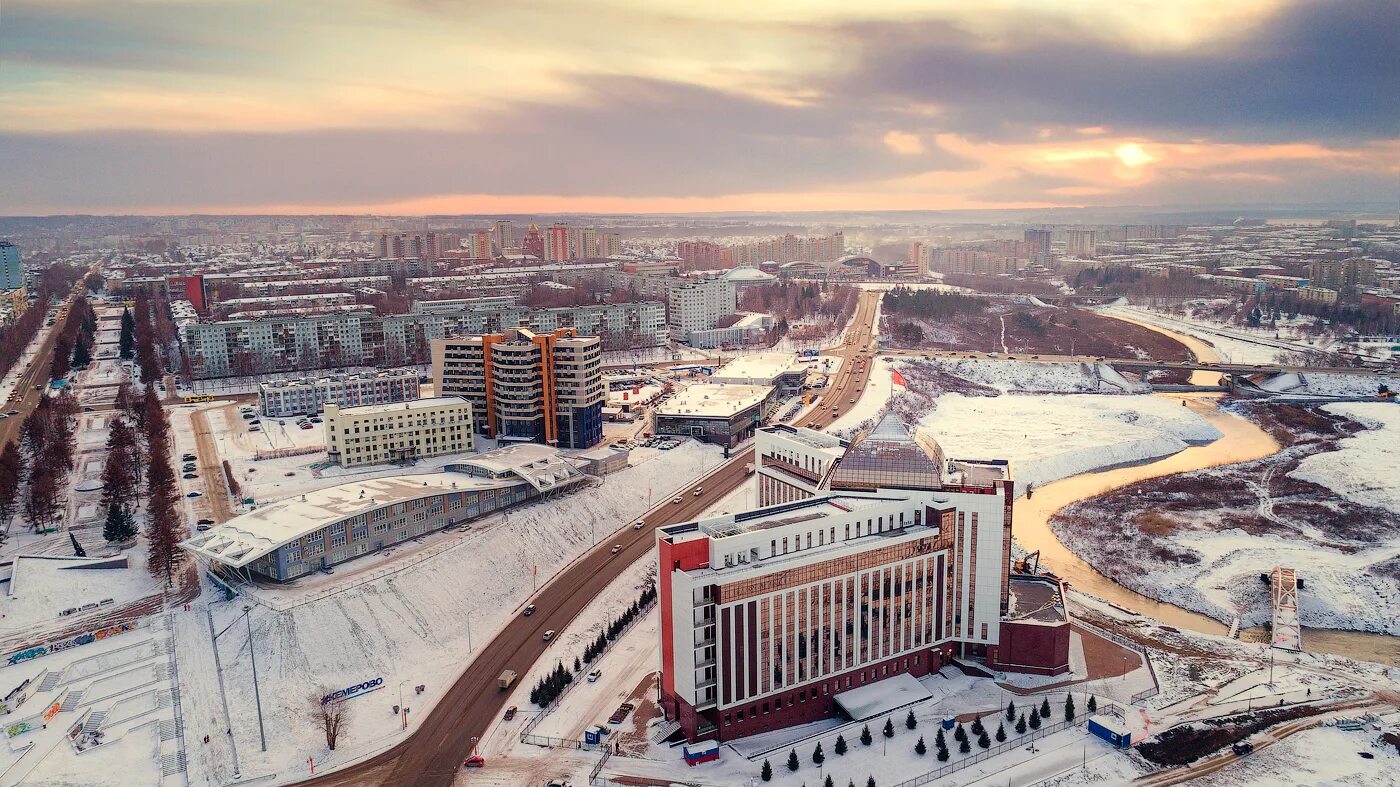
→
(330, 534, 346, 548)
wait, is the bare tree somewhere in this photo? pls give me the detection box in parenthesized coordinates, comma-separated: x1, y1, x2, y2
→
(311, 689, 351, 751)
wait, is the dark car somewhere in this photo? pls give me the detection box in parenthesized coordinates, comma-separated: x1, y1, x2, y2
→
(1231, 742, 1254, 756)
(186, 491, 201, 498)
(608, 703, 635, 725)
(183, 473, 198, 479)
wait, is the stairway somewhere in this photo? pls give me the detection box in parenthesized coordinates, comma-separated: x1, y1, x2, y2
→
(650, 719, 682, 744)
(160, 751, 186, 777)
(60, 689, 84, 712)
(83, 710, 108, 733)
(39, 671, 63, 692)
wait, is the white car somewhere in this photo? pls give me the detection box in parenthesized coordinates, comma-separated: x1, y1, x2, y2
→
(587, 670, 602, 683)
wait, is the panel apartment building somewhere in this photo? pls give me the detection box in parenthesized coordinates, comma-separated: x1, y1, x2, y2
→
(668, 277, 737, 344)
(180, 301, 664, 379)
(657, 416, 1066, 744)
(257, 368, 421, 418)
(431, 327, 606, 449)
(324, 396, 474, 467)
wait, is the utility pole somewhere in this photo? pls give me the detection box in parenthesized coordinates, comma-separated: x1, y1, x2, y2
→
(244, 606, 267, 752)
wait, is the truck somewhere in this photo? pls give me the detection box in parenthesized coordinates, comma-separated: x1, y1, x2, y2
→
(498, 670, 517, 690)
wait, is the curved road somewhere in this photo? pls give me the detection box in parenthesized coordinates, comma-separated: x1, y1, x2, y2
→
(297, 291, 883, 786)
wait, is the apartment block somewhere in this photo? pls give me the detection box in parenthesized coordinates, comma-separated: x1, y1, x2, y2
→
(258, 368, 422, 418)
(432, 327, 606, 449)
(324, 396, 474, 467)
(668, 277, 737, 343)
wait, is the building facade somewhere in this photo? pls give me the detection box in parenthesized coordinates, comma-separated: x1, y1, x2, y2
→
(431, 327, 606, 449)
(324, 396, 474, 467)
(0, 241, 22, 290)
(654, 384, 776, 447)
(258, 369, 422, 417)
(754, 425, 848, 506)
(669, 277, 737, 343)
(658, 417, 1031, 743)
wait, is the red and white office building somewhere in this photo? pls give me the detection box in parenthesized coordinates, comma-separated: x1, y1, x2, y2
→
(658, 416, 1067, 743)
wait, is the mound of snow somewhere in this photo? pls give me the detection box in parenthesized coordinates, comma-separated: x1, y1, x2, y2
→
(904, 358, 1148, 394)
(1290, 402, 1400, 514)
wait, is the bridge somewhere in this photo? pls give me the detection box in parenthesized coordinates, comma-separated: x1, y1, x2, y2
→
(882, 348, 1389, 379)
(1269, 567, 1303, 652)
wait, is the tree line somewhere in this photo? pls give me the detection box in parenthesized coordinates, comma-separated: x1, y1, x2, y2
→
(50, 297, 97, 381)
(529, 582, 657, 708)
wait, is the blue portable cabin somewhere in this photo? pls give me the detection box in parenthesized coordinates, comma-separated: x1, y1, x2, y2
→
(682, 739, 720, 766)
(1088, 716, 1133, 749)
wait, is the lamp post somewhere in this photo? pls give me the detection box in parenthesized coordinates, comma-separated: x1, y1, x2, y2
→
(244, 606, 267, 752)
(398, 678, 414, 730)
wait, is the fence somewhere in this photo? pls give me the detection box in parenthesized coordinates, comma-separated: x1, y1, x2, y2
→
(1074, 619, 1160, 703)
(588, 747, 613, 784)
(886, 701, 1122, 787)
(519, 594, 657, 748)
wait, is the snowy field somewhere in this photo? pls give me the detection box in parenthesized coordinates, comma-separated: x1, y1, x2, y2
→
(919, 393, 1222, 496)
(4, 556, 156, 631)
(1290, 402, 1400, 514)
(1100, 304, 1332, 365)
(178, 441, 725, 785)
(901, 358, 1145, 395)
(1259, 371, 1400, 398)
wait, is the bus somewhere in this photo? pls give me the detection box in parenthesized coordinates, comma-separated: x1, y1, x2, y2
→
(182, 394, 215, 404)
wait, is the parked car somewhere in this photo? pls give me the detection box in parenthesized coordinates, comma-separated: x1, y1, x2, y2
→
(196, 523, 212, 532)
(182, 454, 197, 462)
(300, 423, 313, 430)
(248, 425, 261, 432)
(463, 756, 485, 768)
(633, 520, 645, 529)
(1231, 742, 1254, 756)
(197, 518, 213, 526)
(503, 706, 517, 721)
(607, 703, 635, 725)
(672, 497, 682, 504)
(182, 473, 198, 479)
(186, 491, 201, 498)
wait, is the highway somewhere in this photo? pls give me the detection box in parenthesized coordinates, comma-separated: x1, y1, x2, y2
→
(0, 271, 97, 447)
(297, 290, 882, 786)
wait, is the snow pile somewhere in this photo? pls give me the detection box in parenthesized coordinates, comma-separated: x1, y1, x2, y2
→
(921, 394, 1222, 495)
(1259, 372, 1399, 398)
(180, 441, 722, 784)
(901, 358, 1148, 395)
(1290, 402, 1400, 514)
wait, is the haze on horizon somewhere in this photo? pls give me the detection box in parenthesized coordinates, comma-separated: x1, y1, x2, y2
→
(0, 0, 1395, 216)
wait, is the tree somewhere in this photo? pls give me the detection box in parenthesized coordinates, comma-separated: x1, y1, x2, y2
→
(953, 723, 966, 743)
(146, 499, 183, 586)
(905, 709, 917, 730)
(935, 727, 945, 749)
(1064, 695, 1076, 722)
(866, 778, 876, 787)
(119, 308, 135, 360)
(760, 759, 772, 782)
(824, 776, 834, 787)
(1016, 714, 1027, 735)
(71, 339, 92, 370)
(1087, 696, 1097, 714)
(23, 469, 61, 533)
(914, 736, 926, 756)
(1028, 710, 1041, 730)
(1040, 697, 1052, 719)
(936, 743, 949, 762)
(958, 737, 970, 754)
(883, 718, 895, 738)
(977, 730, 990, 749)
(0, 442, 22, 529)
(860, 724, 872, 746)
(834, 734, 847, 755)
(312, 689, 351, 750)
(103, 503, 137, 543)
(812, 742, 824, 765)
(1006, 700, 1016, 722)
(995, 722, 1006, 743)
(786, 749, 799, 772)
(971, 717, 984, 736)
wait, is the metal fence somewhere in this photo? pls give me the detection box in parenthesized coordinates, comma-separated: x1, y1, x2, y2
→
(886, 701, 1122, 787)
(588, 747, 613, 784)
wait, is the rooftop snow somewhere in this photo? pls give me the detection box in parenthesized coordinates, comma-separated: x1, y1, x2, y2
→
(712, 353, 807, 384)
(832, 673, 932, 720)
(656, 383, 773, 417)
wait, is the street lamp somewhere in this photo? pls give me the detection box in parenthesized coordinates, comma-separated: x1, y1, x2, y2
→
(398, 678, 413, 730)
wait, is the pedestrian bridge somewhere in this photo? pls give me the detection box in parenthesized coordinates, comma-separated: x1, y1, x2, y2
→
(1269, 567, 1303, 652)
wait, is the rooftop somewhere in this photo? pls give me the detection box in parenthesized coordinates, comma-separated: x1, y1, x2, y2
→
(656, 383, 774, 418)
(712, 353, 807, 383)
(328, 395, 469, 416)
(1005, 575, 1068, 625)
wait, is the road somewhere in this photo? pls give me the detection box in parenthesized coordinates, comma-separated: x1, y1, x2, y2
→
(295, 290, 882, 786)
(0, 273, 95, 446)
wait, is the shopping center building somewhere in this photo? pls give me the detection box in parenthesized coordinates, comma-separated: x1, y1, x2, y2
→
(657, 416, 1066, 743)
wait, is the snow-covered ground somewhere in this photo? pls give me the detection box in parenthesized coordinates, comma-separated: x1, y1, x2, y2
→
(1259, 371, 1400, 398)
(177, 441, 725, 785)
(902, 358, 1146, 395)
(1100, 304, 1334, 365)
(920, 393, 1222, 496)
(1291, 402, 1400, 515)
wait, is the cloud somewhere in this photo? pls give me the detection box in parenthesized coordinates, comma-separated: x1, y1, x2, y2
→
(836, 0, 1399, 143)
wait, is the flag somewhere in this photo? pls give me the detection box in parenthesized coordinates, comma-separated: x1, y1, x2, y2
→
(891, 368, 907, 388)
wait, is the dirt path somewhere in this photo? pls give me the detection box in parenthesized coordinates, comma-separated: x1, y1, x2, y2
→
(191, 405, 235, 523)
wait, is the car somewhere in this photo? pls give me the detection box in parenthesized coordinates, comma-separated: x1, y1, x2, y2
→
(633, 520, 645, 529)
(183, 473, 198, 479)
(182, 454, 197, 461)
(310, 417, 322, 423)
(463, 755, 485, 768)
(186, 491, 201, 498)
(300, 423, 313, 430)
(672, 497, 682, 504)
(0, 414, 7, 420)
(503, 706, 517, 721)
(321, 565, 334, 575)
(197, 518, 214, 525)
(1231, 742, 1254, 756)
(196, 523, 212, 532)
(587, 669, 602, 683)
(611, 544, 622, 554)
(248, 425, 261, 432)
(241, 412, 254, 419)
(248, 419, 261, 425)
(849, 398, 855, 404)
(523, 604, 536, 616)
(542, 630, 556, 642)
(183, 463, 197, 471)
(693, 487, 702, 496)
(1031, 355, 1039, 359)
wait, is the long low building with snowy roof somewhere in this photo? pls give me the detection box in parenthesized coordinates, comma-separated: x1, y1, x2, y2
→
(179, 443, 586, 581)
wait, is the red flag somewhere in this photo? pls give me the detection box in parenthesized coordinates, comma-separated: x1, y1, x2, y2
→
(891, 368, 907, 388)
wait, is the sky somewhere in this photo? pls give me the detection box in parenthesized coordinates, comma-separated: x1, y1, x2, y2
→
(0, 0, 1395, 215)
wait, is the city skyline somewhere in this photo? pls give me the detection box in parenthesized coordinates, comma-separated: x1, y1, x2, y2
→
(0, 0, 1396, 215)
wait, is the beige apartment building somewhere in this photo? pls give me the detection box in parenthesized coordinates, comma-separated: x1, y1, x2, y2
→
(324, 396, 475, 467)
